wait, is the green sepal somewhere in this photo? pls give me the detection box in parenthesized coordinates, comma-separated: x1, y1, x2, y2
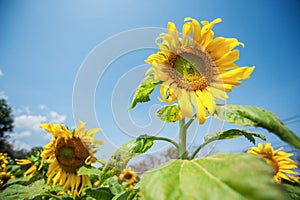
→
(129, 74, 160, 109)
(156, 104, 181, 123)
(204, 129, 266, 144)
(214, 104, 300, 149)
(140, 153, 289, 200)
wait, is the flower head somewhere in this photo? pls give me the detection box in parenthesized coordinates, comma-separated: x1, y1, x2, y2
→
(146, 18, 254, 124)
(248, 143, 299, 183)
(39, 121, 104, 197)
(0, 153, 8, 172)
(119, 168, 138, 189)
(15, 159, 38, 180)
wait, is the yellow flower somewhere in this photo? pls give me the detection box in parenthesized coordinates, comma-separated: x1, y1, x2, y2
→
(0, 153, 8, 172)
(248, 143, 299, 183)
(119, 168, 137, 185)
(39, 121, 104, 197)
(15, 159, 38, 180)
(146, 18, 254, 124)
(0, 171, 14, 187)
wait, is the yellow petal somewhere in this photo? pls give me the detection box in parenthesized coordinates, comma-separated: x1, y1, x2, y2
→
(184, 17, 201, 44)
(182, 22, 192, 47)
(15, 159, 32, 165)
(178, 90, 193, 118)
(221, 66, 255, 82)
(167, 22, 180, 48)
(191, 92, 206, 124)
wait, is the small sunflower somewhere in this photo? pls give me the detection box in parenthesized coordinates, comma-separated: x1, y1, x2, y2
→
(39, 121, 104, 197)
(0, 153, 8, 172)
(0, 171, 14, 187)
(15, 159, 38, 180)
(119, 168, 138, 189)
(146, 17, 254, 124)
(248, 143, 299, 183)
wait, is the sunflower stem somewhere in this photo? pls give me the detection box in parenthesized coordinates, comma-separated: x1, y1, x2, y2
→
(178, 118, 188, 159)
(184, 114, 197, 129)
(190, 140, 214, 159)
(148, 136, 179, 149)
(96, 159, 106, 166)
(44, 192, 63, 200)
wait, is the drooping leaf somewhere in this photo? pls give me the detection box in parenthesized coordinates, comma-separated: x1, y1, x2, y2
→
(140, 153, 289, 200)
(108, 176, 124, 195)
(156, 105, 182, 123)
(85, 187, 114, 200)
(129, 74, 160, 109)
(0, 179, 47, 200)
(77, 166, 102, 177)
(214, 104, 300, 149)
(204, 129, 266, 144)
(100, 135, 153, 185)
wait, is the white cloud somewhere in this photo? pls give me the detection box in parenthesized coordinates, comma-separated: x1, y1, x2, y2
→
(49, 111, 66, 123)
(38, 104, 48, 110)
(12, 140, 32, 151)
(10, 130, 32, 139)
(14, 115, 47, 131)
(0, 69, 3, 77)
(0, 91, 8, 100)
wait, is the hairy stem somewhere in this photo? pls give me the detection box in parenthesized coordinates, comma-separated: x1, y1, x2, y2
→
(149, 136, 179, 149)
(178, 118, 188, 159)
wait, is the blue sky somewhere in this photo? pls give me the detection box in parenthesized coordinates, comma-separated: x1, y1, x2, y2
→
(0, 0, 299, 159)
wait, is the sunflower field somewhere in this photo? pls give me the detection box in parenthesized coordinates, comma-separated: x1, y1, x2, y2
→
(1, 17, 300, 200)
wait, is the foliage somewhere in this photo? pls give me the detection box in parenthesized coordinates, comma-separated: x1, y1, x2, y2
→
(0, 99, 14, 138)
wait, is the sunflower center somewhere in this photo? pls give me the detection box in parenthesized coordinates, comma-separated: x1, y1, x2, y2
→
(172, 49, 215, 91)
(123, 172, 133, 180)
(55, 137, 90, 173)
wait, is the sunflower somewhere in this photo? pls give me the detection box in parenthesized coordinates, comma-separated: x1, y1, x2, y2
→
(39, 121, 104, 197)
(119, 168, 138, 189)
(0, 171, 14, 187)
(146, 17, 254, 124)
(248, 143, 299, 183)
(0, 153, 8, 172)
(15, 159, 38, 180)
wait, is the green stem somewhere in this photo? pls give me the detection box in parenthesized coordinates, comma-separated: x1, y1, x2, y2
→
(184, 114, 196, 129)
(178, 118, 187, 159)
(44, 192, 63, 200)
(148, 136, 179, 149)
(96, 159, 107, 166)
(190, 140, 214, 160)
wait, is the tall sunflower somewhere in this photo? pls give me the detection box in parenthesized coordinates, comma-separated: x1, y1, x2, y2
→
(248, 143, 299, 183)
(146, 17, 254, 124)
(39, 121, 104, 197)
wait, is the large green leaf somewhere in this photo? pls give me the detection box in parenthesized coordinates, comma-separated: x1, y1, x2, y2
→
(85, 187, 114, 200)
(129, 74, 160, 109)
(204, 129, 266, 144)
(283, 183, 300, 200)
(214, 104, 300, 149)
(0, 179, 47, 200)
(100, 135, 153, 185)
(156, 105, 181, 123)
(140, 153, 289, 200)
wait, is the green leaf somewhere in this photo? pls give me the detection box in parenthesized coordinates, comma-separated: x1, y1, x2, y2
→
(129, 74, 160, 109)
(140, 153, 289, 200)
(283, 183, 300, 200)
(5, 176, 29, 186)
(214, 104, 300, 149)
(204, 129, 266, 144)
(100, 135, 154, 185)
(77, 166, 102, 176)
(112, 190, 138, 200)
(85, 187, 114, 200)
(0, 179, 47, 200)
(156, 105, 181, 123)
